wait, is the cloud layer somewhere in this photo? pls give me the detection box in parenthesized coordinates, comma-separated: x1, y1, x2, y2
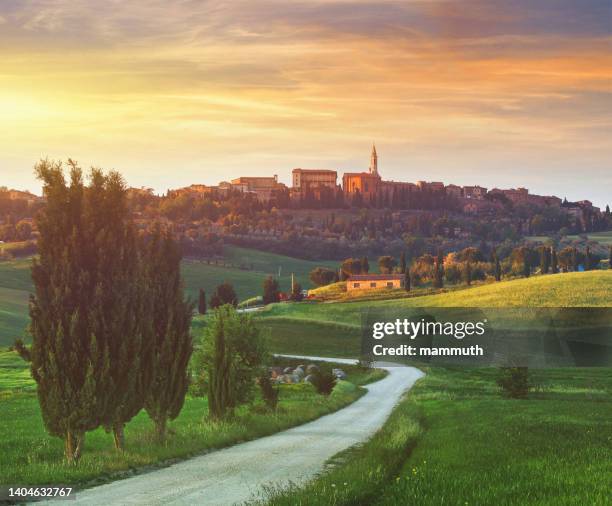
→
(1, 0, 610, 206)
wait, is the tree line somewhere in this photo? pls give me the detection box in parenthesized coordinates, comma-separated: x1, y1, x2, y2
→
(15, 160, 192, 461)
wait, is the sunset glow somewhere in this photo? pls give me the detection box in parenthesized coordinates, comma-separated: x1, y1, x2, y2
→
(1, 0, 610, 206)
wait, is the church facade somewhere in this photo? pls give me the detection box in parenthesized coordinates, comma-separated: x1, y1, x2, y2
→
(342, 144, 382, 200)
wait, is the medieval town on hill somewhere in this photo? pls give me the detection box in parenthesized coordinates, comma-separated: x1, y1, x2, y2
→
(1, 145, 611, 262)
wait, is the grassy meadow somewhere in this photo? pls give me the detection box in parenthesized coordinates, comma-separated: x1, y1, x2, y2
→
(0, 349, 378, 487)
(259, 367, 612, 506)
(260, 271, 612, 329)
(0, 246, 338, 345)
(527, 230, 612, 246)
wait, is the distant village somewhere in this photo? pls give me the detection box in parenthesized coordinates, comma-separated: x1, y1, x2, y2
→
(166, 144, 601, 219)
(1, 147, 610, 262)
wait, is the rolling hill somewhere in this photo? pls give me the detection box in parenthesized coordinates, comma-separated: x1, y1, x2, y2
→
(0, 246, 337, 345)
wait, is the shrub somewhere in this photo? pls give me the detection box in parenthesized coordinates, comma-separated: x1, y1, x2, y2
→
(497, 367, 530, 399)
(311, 370, 337, 396)
(258, 371, 279, 410)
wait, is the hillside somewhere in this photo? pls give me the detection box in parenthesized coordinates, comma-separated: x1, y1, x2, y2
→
(0, 247, 337, 345)
(264, 271, 612, 324)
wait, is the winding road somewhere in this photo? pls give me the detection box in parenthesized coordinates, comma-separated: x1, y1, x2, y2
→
(51, 357, 424, 506)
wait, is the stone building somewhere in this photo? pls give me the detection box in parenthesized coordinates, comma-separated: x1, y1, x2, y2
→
(347, 273, 405, 292)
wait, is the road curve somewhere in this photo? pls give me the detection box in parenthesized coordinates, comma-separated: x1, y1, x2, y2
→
(49, 357, 424, 506)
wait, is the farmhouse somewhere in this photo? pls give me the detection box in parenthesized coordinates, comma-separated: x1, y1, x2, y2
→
(347, 273, 405, 292)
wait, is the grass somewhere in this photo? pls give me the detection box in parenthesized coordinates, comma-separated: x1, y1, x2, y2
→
(0, 246, 338, 345)
(261, 271, 612, 329)
(527, 230, 612, 246)
(259, 367, 612, 506)
(0, 350, 378, 487)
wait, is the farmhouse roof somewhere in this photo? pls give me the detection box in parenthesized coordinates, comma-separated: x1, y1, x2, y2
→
(348, 274, 404, 281)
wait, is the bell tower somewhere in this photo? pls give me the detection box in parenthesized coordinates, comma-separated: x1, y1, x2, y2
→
(369, 143, 378, 175)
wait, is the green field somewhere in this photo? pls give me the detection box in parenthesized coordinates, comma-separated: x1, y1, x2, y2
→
(0, 246, 338, 345)
(527, 230, 612, 246)
(261, 367, 612, 506)
(261, 271, 612, 330)
(0, 350, 378, 486)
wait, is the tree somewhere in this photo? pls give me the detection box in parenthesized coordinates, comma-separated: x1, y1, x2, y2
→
(263, 276, 280, 304)
(523, 256, 531, 277)
(538, 246, 550, 274)
(290, 281, 303, 302)
(143, 228, 194, 442)
(198, 306, 267, 419)
(585, 246, 593, 271)
(551, 247, 559, 274)
(464, 261, 472, 286)
(340, 258, 363, 280)
(493, 251, 502, 281)
(198, 288, 207, 315)
(210, 282, 238, 308)
(404, 270, 411, 292)
(433, 255, 444, 288)
(361, 256, 370, 274)
(571, 247, 578, 271)
(399, 252, 406, 274)
(309, 267, 338, 287)
(378, 255, 396, 274)
(28, 160, 149, 461)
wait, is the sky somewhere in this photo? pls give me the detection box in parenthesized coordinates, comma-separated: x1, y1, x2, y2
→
(0, 0, 610, 207)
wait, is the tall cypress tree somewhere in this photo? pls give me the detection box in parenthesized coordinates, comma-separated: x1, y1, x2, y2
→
(361, 256, 369, 274)
(198, 288, 207, 315)
(585, 246, 592, 271)
(399, 252, 406, 274)
(551, 247, 559, 274)
(144, 228, 194, 441)
(29, 161, 146, 460)
(493, 251, 502, 281)
(404, 270, 411, 292)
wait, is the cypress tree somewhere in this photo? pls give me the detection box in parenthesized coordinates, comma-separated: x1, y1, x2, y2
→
(399, 252, 406, 274)
(198, 288, 207, 315)
(494, 251, 502, 281)
(144, 228, 194, 442)
(433, 256, 443, 288)
(262, 276, 280, 304)
(465, 261, 472, 286)
(539, 247, 550, 274)
(404, 270, 411, 292)
(585, 246, 592, 271)
(361, 256, 369, 274)
(29, 160, 146, 461)
(551, 247, 559, 274)
(208, 308, 231, 419)
(523, 256, 531, 277)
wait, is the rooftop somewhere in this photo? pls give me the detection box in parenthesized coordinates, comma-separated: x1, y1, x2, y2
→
(348, 274, 404, 281)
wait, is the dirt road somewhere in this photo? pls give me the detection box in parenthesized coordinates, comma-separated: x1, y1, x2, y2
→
(51, 358, 423, 505)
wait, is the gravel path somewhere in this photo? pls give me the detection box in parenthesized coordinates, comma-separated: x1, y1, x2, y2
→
(50, 358, 423, 506)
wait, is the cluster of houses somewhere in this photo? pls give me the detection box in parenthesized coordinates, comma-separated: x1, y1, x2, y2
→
(167, 145, 600, 218)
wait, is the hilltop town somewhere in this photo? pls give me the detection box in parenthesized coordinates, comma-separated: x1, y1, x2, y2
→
(168, 144, 601, 220)
(1, 148, 611, 262)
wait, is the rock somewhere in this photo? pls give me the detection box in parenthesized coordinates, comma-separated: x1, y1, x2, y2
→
(283, 367, 293, 374)
(333, 368, 347, 380)
(291, 374, 301, 383)
(304, 374, 315, 383)
(293, 367, 305, 378)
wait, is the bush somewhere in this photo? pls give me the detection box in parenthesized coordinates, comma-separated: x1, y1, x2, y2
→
(497, 367, 530, 399)
(258, 371, 279, 410)
(311, 370, 337, 396)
